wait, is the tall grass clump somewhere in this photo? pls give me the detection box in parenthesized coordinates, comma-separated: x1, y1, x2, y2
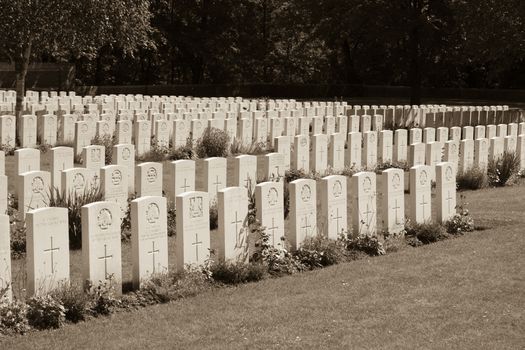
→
(48, 186, 104, 249)
(456, 166, 488, 190)
(487, 151, 520, 187)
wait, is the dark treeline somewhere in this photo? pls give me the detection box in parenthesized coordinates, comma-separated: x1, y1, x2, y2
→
(4, 1, 525, 105)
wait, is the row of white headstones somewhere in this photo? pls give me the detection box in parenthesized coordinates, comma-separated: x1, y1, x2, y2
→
(0, 162, 456, 303)
(2, 119, 525, 219)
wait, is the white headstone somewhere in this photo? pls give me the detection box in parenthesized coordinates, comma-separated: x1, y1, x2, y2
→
(200, 157, 227, 204)
(351, 172, 377, 236)
(50, 147, 74, 192)
(175, 191, 210, 271)
(409, 165, 432, 223)
(255, 181, 284, 248)
(131, 196, 168, 289)
(165, 159, 195, 205)
(26, 207, 70, 296)
(136, 162, 163, 197)
(436, 162, 456, 222)
(346, 132, 362, 168)
(319, 175, 347, 240)
(18, 170, 50, 218)
(0, 214, 11, 301)
(293, 135, 310, 171)
(112, 144, 135, 193)
(218, 187, 249, 262)
(288, 179, 317, 250)
(232, 155, 257, 194)
(380, 168, 404, 234)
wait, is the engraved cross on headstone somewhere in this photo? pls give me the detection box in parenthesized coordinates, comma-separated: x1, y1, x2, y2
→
(148, 241, 160, 273)
(231, 211, 244, 247)
(420, 194, 429, 218)
(180, 178, 190, 192)
(333, 207, 343, 234)
(301, 215, 312, 236)
(213, 175, 222, 192)
(192, 233, 203, 261)
(268, 217, 279, 246)
(43, 236, 60, 274)
(98, 244, 113, 280)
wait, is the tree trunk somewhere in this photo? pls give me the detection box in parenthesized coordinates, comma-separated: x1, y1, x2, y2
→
(14, 44, 32, 118)
(408, 2, 422, 105)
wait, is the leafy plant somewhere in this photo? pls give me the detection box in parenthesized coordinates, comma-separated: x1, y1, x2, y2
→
(487, 151, 520, 187)
(209, 202, 219, 230)
(293, 235, 349, 269)
(0, 300, 29, 335)
(374, 161, 409, 173)
(168, 138, 196, 161)
(444, 197, 475, 235)
(87, 279, 119, 317)
(48, 186, 104, 249)
(26, 295, 66, 330)
(405, 220, 448, 245)
(230, 139, 269, 155)
(456, 166, 488, 190)
(346, 234, 386, 256)
(195, 127, 230, 158)
(137, 143, 169, 162)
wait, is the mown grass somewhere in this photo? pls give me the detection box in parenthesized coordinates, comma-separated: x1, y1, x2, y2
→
(2, 183, 524, 349)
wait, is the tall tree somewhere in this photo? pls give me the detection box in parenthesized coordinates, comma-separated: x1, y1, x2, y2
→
(0, 0, 152, 116)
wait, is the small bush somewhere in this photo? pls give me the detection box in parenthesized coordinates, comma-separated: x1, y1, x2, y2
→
(347, 234, 386, 256)
(405, 220, 448, 244)
(26, 295, 66, 330)
(0, 143, 15, 155)
(487, 151, 520, 187)
(251, 224, 305, 276)
(210, 261, 267, 284)
(37, 143, 52, 154)
(137, 144, 168, 162)
(87, 279, 119, 317)
(195, 127, 229, 158)
(444, 198, 475, 235)
(0, 300, 29, 335)
(168, 139, 196, 161)
(457, 166, 488, 190)
(52, 284, 89, 323)
(138, 269, 212, 303)
(294, 235, 349, 269)
(374, 161, 409, 174)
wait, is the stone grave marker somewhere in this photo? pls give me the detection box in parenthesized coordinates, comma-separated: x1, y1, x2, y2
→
(239, 118, 253, 144)
(218, 187, 249, 262)
(135, 120, 152, 156)
(96, 120, 112, 139)
(136, 162, 163, 197)
(328, 133, 345, 171)
(288, 179, 317, 251)
(0, 214, 11, 301)
(504, 135, 517, 153)
(436, 162, 456, 222)
(255, 181, 284, 248)
(82, 145, 105, 173)
(200, 157, 227, 204)
(20, 115, 38, 148)
(450, 126, 461, 142)
(349, 115, 359, 133)
(175, 191, 210, 271)
(496, 124, 507, 137)
(172, 119, 190, 147)
(74, 121, 91, 156)
(61, 167, 97, 199)
(82, 201, 122, 293)
(0, 150, 4, 175)
(372, 115, 383, 131)
(409, 143, 426, 167)
(346, 132, 362, 168)
(362, 131, 378, 169)
(409, 165, 432, 223)
(423, 127, 436, 143)
(116, 120, 132, 144)
(26, 207, 70, 296)
(58, 114, 77, 144)
(325, 116, 336, 135)
(436, 127, 448, 144)
(275, 135, 291, 170)
(489, 137, 504, 161)
(425, 141, 442, 179)
(101, 165, 128, 212)
(0, 175, 6, 215)
(18, 170, 50, 219)
(379, 130, 393, 163)
(462, 126, 474, 140)
(131, 196, 168, 289)
(259, 152, 285, 181)
(50, 146, 74, 192)
(380, 168, 405, 234)
(232, 155, 257, 194)
(311, 134, 328, 173)
(486, 125, 497, 140)
(15, 148, 40, 175)
(518, 135, 525, 171)
(474, 125, 486, 139)
(474, 138, 489, 170)
(394, 129, 408, 163)
(165, 159, 195, 205)
(319, 175, 347, 240)
(155, 120, 170, 148)
(459, 139, 475, 173)
(293, 135, 310, 171)
(409, 128, 422, 145)
(350, 172, 377, 236)
(361, 115, 371, 132)
(113, 144, 135, 193)
(297, 117, 310, 136)
(0, 115, 16, 148)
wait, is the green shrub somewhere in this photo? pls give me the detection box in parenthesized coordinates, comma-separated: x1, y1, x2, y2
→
(347, 234, 386, 256)
(26, 295, 66, 330)
(195, 127, 229, 158)
(0, 300, 29, 335)
(168, 139, 196, 161)
(48, 185, 104, 249)
(251, 224, 305, 276)
(405, 220, 448, 245)
(87, 279, 119, 317)
(91, 135, 117, 165)
(0, 143, 15, 155)
(444, 199, 475, 235)
(457, 166, 488, 190)
(137, 144, 168, 162)
(210, 261, 267, 284)
(52, 284, 89, 323)
(487, 151, 520, 187)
